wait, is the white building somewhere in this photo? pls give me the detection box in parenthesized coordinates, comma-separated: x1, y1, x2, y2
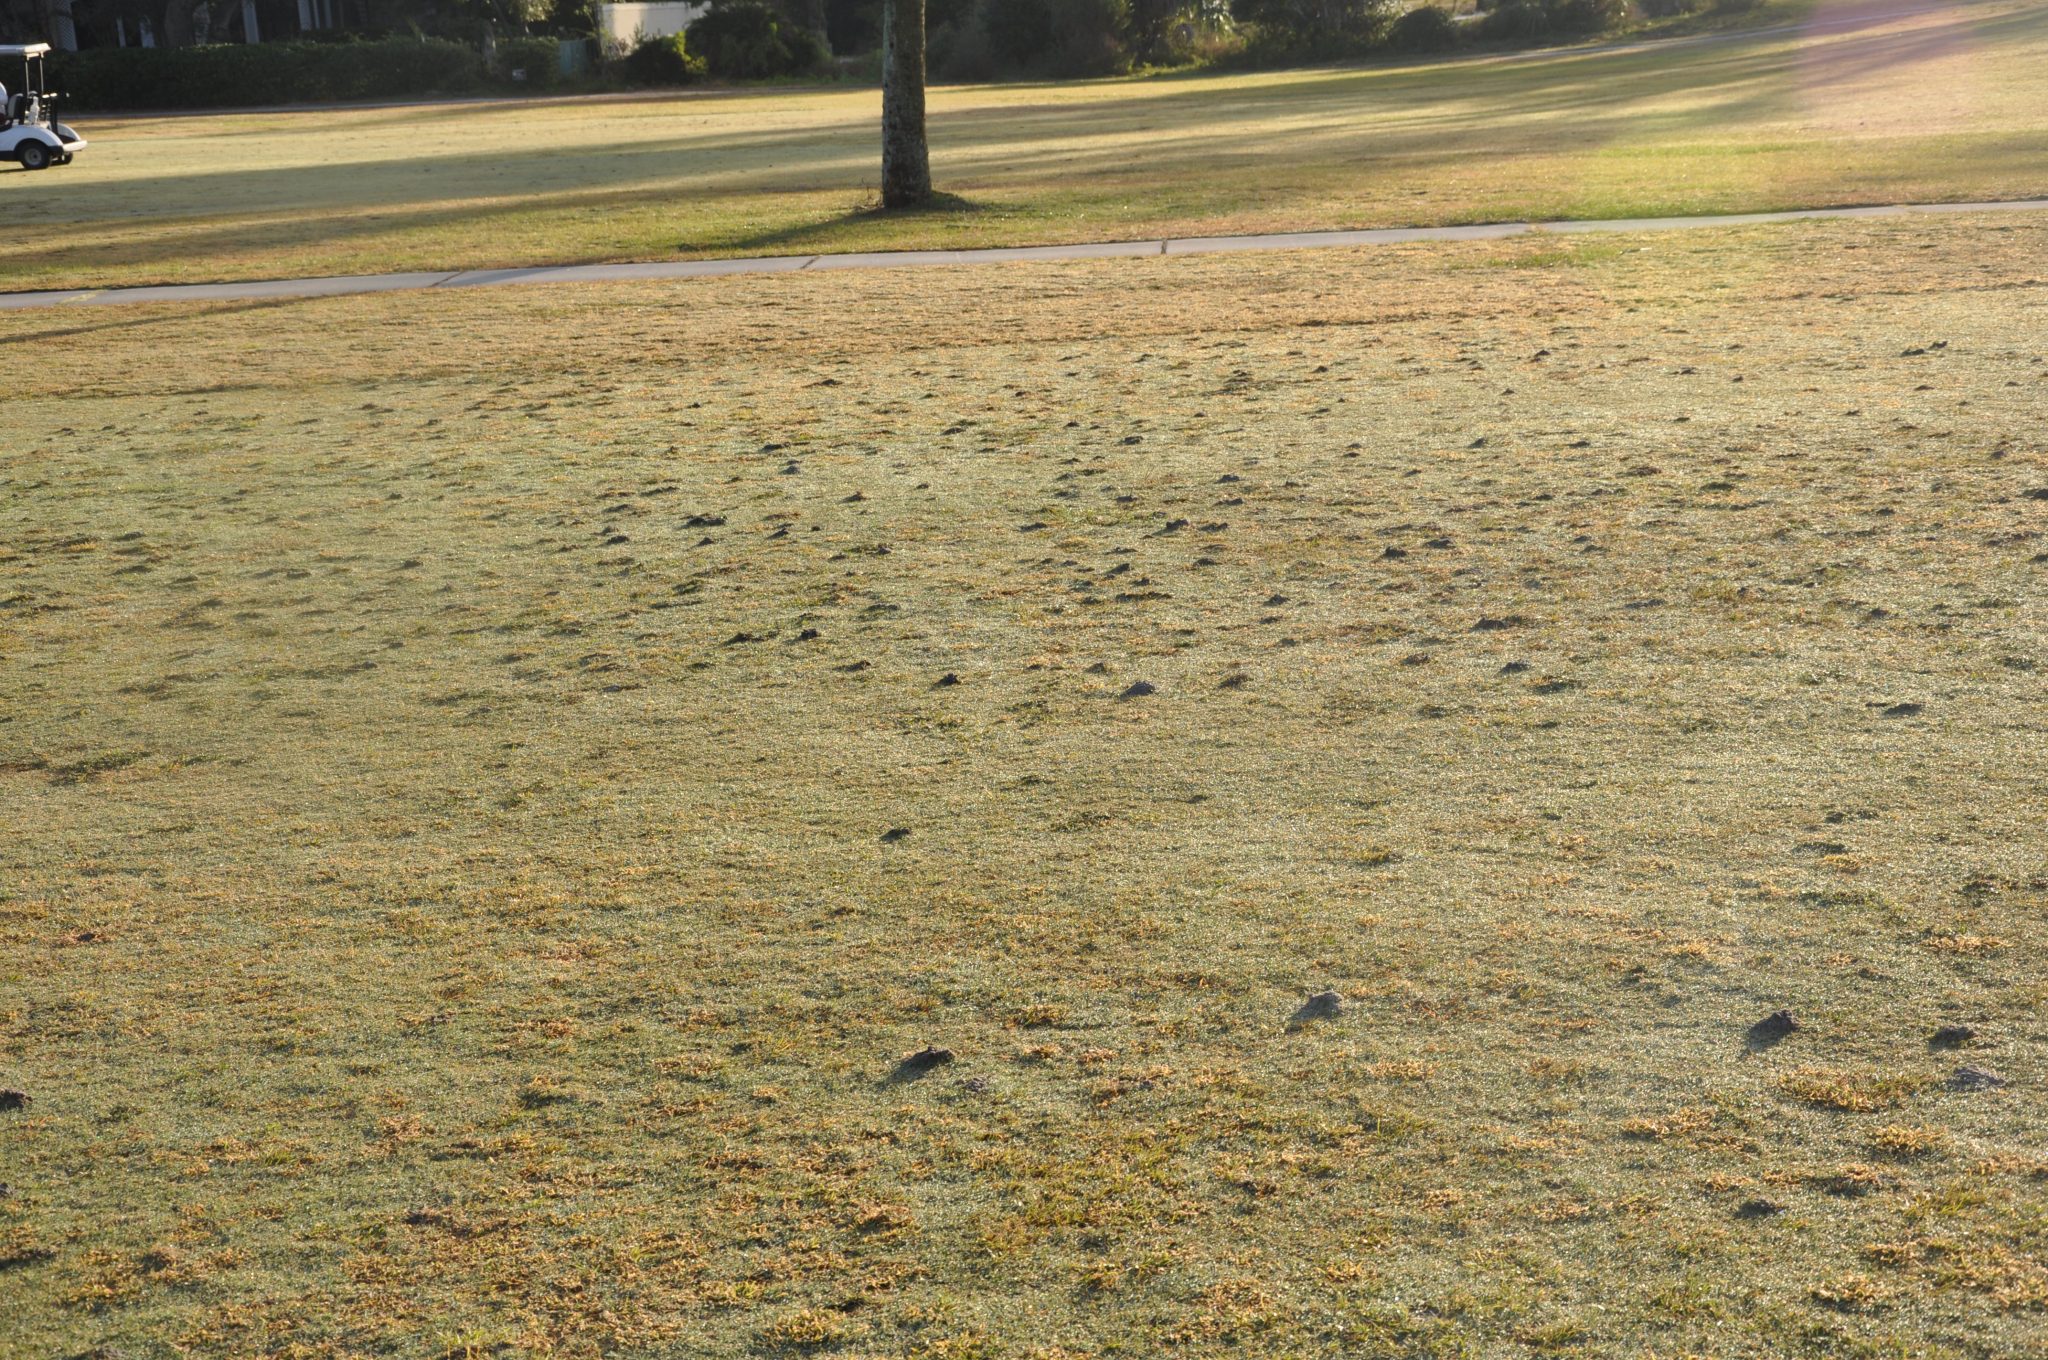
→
(597, 1, 709, 55)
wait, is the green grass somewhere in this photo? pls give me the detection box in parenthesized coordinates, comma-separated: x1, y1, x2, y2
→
(8, 0, 2048, 291)
(3, 213, 2046, 1356)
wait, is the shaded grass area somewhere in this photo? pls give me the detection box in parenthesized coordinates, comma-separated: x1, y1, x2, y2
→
(4, 213, 2048, 1355)
(8, 0, 2048, 291)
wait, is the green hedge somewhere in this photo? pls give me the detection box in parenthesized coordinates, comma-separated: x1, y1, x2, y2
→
(49, 37, 493, 112)
(1475, 0, 1627, 43)
(497, 36, 566, 89)
(1386, 4, 1458, 51)
(617, 32, 707, 85)
(686, 2, 829, 80)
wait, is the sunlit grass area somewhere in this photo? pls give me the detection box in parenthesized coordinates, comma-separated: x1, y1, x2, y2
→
(3, 212, 2045, 1356)
(7, 0, 2048, 291)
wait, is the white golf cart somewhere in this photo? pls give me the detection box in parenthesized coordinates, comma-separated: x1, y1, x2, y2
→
(2, 43, 85, 170)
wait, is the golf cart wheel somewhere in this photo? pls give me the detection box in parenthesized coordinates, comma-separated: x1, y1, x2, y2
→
(18, 142, 50, 171)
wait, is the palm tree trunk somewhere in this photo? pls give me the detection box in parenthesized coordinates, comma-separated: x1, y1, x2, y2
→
(880, 0, 930, 208)
(160, 0, 195, 47)
(45, 0, 80, 50)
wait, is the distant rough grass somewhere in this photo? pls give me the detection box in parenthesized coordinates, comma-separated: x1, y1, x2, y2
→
(6, 0, 2048, 292)
(2, 215, 2046, 1356)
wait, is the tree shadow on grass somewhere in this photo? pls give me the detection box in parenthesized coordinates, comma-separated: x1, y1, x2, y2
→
(680, 190, 988, 255)
(0, 294, 314, 346)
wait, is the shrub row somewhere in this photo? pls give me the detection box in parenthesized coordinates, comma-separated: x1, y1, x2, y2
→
(613, 5, 828, 87)
(617, 32, 706, 84)
(684, 3, 830, 79)
(48, 0, 1692, 111)
(50, 36, 493, 111)
(1473, 0, 1630, 44)
(47, 9, 822, 110)
(497, 36, 573, 88)
(931, 0, 1135, 80)
(930, 0, 1646, 82)
(1232, 0, 1639, 65)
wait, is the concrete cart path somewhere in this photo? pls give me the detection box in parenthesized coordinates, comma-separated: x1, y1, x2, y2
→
(6, 198, 2048, 312)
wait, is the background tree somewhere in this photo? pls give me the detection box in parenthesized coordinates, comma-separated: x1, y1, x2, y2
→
(1229, 0, 1391, 51)
(879, 0, 928, 207)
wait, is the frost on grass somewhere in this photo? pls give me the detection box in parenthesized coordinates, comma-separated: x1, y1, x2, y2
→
(2, 216, 2046, 1358)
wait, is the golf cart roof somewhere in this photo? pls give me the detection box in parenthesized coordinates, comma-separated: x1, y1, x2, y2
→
(1, 43, 52, 57)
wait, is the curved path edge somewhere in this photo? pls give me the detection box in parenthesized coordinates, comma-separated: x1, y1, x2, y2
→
(6, 198, 2047, 312)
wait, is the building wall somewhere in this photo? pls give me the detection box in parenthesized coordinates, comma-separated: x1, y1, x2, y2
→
(597, 0, 708, 54)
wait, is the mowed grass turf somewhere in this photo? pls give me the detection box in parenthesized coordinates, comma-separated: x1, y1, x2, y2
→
(5, 214, 2048, 1358)
(8, 0, 2048, 292)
